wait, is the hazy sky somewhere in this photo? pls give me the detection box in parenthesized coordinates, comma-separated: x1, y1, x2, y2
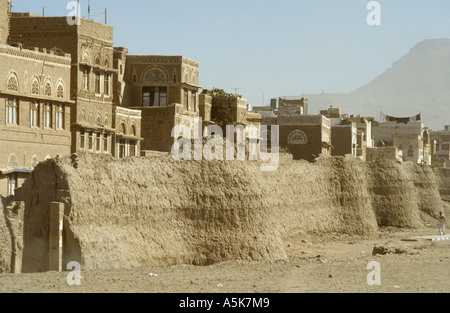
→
(10, 0, 450, 106)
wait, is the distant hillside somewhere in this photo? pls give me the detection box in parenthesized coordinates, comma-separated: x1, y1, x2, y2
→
(303, 39, 450, 131)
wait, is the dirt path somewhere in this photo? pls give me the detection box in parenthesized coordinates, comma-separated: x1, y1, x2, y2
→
(0, 227, 448, 293)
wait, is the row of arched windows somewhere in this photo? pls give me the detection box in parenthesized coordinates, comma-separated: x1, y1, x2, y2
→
(119, 122, 137, 137)
(80, 111, 109, 128)
(135, 67, 198, 85)
(6, 72, 65, 98)
(80, 49, 111, 69)
(7, 153, 49, 169)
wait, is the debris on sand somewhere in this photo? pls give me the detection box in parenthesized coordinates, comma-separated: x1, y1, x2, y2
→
(372, 245, 409, 256)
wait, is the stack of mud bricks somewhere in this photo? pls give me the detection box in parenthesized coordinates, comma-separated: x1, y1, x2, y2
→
(49, 202, 64, 272)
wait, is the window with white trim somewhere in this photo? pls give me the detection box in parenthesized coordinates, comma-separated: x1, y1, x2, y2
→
(7, 174, 17, 196)
(55, 104, 64, 129)
(30, 101, 39, 127)
(82, 68, 89, 91)
(43, 103, 52, 128)
(6, 98, 18, 125)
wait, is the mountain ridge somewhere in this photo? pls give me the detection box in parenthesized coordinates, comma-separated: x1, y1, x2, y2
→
(303, 38, 450, 130)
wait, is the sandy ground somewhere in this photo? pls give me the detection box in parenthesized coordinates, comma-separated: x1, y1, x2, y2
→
(0, 226, 448, 294)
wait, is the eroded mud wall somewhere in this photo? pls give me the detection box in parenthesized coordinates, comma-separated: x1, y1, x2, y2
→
(16, 153, 447, 272)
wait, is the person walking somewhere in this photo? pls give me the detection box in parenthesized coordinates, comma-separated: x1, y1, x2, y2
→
(438, 211, 447, 236)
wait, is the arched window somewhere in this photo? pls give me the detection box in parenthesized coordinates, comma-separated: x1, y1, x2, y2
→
(80, 111, 86, 122)
(119, 123, 126, 134)
(8, 154, 18, 167)
(31, 156, 39, 168)
(144, 68, 166, 83)
(57, 84, 64, 98)
(7, 74, 19, 91)
(288, 130, 308, 144)
(31, 79, 39, 95)
(44, 81, 52, 97)
(88, 113, 94, 126)
(131, 124, 137, 137)
(81, 50, 90, 63)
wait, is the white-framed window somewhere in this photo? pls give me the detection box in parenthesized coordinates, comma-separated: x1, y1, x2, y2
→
(104, 73, 110, 96)
(43, 103, 52, 128)
(80, 129, 86, 149)
(183, 88, 189, 111)
(190, 92, 196, 112)
(103, 133, 109, 153)
(55, 104, 64, 129)
(30, 101, 39, 127)
(142, 86, 167, 107)
(82, 68, 89, 91)
(88, 131, 94, 150)
(7, 174, 17, 196)
(6, 98, 18, 125)
(130, 140, 137, 157)
(94, 71, 101, 95)
(95, 132, 101, 152)
(119, 139, 127, 158)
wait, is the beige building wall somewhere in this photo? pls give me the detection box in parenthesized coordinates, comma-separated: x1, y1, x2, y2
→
(372, 121, 430, 164)
(0, 0, 9, 44)
(431, 128, 450, 159)
(261, 114, 331, 162)
(8, 15, 141, 157)
(123, 55, 200, 110)
(211, 96, 260, 129)
(366, 146, 402, 162)
(278, 97, 308, 115)
(121, 55, 204, 153)
(331, 122, 357, 157)
(0, 44, 72, 196)
(113, 106, 142, 158)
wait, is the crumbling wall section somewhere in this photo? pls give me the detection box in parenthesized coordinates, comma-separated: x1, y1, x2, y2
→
(0, 198, 11, 273)
(434, 167, 450, 201)
(14, 153, 448, 273)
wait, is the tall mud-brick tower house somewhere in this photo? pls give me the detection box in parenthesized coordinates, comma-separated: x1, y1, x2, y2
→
(8, 11, 142, 159)
(0, 0, 73, 196)
(0, 0, 9, 44)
